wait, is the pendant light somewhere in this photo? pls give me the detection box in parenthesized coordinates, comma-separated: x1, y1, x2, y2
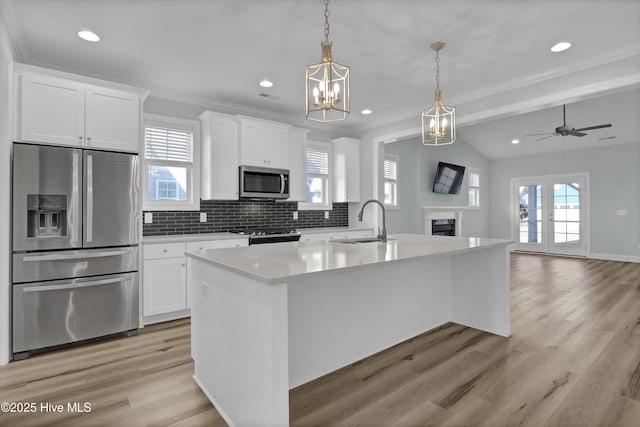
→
(422, 42, 456, 146)
(306, 0, 350, 122)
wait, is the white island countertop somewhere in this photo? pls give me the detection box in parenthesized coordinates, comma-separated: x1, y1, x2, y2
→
(185, 233, 512, 284)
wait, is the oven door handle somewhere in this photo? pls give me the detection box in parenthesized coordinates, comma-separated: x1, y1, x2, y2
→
(22, 249, 131, 262)
(280, 174, 285, 194)
(22, 276, 130, 293)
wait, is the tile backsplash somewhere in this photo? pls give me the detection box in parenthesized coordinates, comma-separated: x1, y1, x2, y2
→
(143, 200, 348, 236)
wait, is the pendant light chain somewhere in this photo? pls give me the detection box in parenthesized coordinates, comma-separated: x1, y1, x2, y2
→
(324, 0, 331, 43)
(434, 49, 441, 93)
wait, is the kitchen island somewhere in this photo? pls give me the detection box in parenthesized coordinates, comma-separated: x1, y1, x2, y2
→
(186, 234, 512, 427)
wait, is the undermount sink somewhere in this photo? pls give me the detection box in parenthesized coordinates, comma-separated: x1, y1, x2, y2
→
(331, 237, 395, 244)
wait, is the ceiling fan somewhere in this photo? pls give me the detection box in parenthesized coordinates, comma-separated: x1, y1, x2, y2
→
(527, 104, 612, 141)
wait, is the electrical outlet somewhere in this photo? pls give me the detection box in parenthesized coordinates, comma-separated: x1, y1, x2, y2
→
(200, 212, 207, 222)
(324, 211, 330, 220)
(144, 212, 153, 224)
(201, 282, 210, 298)
(293, 211, 298, 220)
(616, 209, 627, 216)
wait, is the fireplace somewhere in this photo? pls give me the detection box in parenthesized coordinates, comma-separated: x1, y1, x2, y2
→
(432, 219, 456, 236)
(422, 207, 464, 236)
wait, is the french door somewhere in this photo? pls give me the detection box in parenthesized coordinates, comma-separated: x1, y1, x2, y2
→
(512, 174, 589, 256)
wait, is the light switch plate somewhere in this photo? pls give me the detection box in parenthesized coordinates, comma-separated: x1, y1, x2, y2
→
(293, 211, 298, 220)
(201, 282, 209, 298)
(325, 211, 330, 220)
(200, 212, 207, 222)
(144, 212, 153, 224)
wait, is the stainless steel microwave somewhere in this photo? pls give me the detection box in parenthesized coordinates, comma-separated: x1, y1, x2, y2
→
(239, 165, 289, 199)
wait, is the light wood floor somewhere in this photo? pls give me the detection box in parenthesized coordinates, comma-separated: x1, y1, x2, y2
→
(1, 253, 639, 426)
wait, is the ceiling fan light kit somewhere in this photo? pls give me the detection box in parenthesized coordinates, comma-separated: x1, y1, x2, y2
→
(305, 0, 350, 123)
(422, 42, 456, 146)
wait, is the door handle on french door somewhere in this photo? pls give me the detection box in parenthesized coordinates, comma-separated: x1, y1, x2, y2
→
(72, 151, 81, 244)
(86, 154, 93, 242)
(22, 276, 129, 293)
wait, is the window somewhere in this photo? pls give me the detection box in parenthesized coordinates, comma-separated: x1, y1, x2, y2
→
(468, 168, 480, 208)
(384, 154, 399, 207)
(144, 114, 200, 210)
(299, 141, 331, 210)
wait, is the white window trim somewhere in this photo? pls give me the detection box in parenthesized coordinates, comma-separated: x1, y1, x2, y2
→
(299, 140, 333, 211)
(468, 167, 480, 209)
(384, 153, 400, 209)
(143, 113, 200, 211)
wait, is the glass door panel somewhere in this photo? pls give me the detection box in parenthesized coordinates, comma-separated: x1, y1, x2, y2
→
(513, 181, 547, 252)
(550, 179, 586, 256)
(513, 175, 587, 256)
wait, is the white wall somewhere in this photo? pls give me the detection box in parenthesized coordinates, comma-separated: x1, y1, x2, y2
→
(382, 136, 491, 237)
(0, 9, 14, 364)
(489, 143, 640, 259)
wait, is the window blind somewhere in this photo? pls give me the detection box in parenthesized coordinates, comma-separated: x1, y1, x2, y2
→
(384, 159, 397, 180)
(306, 148, 329, 175)
(145, 126, 193, 162)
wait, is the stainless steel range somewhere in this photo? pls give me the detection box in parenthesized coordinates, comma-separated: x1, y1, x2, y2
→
(11, 143, 140, 360)
(230, 228, 301, 245)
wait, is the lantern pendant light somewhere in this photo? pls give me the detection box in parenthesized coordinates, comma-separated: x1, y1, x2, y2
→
(306, 0, 350, 122)
(422, 42, 456, 146)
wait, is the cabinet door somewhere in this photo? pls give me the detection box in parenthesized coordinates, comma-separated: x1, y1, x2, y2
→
(85, 85, 140, 152)
(288, 129, 307, 201)
(239, 122, 267, 167)
(266, 126, 291, 169)
(333, 138, 360, 202)
(19, 73, 85, 146)
(201, 113, 239, 200)
(143, 257, 187, 316)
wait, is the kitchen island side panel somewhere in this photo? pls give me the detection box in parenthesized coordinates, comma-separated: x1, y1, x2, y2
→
(287, 256, 451, 388)
(190, 260, 289, 427)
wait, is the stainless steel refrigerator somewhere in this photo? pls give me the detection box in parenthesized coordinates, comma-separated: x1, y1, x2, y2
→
(12, 143, 140, 359)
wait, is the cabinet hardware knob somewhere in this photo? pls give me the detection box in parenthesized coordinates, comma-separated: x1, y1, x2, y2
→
(163, 249, 167, 253)
(78, 136, 83, 140)
(87, 137, 92, 141)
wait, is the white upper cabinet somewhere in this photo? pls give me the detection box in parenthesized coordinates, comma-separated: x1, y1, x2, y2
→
(84, 85, 140, 152)
(200, 111, 239, 200)
(19, 73, 85, 147)
(17, 71, 142, 152)
(237, 116, 291, 170)
(288, 127, 309, 201)
(332, 137, 361, 202)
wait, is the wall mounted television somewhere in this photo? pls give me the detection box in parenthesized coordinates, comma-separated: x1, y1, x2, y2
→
(432, 161, 466, 194)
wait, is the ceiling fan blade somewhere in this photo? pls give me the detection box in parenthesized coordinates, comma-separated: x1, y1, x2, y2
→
(567, 131, 587, 137)
(574, 124, 612, 132)
(536, 134, 558, 141)
(526, 132, 555, 136)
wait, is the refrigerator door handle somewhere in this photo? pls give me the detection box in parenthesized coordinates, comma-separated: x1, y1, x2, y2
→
(71, 151, 81, 244)
(86, 154, 94, 243)
(22, 248, 132, 262)
(22, 276, 129, 293)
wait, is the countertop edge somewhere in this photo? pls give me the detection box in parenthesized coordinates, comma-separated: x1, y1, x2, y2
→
(185, 236, 513, 285)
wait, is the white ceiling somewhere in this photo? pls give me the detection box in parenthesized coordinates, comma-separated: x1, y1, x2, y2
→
(1, 0, 639, 158)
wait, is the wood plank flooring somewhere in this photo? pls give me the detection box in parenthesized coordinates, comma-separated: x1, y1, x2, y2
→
(1, 253, 639, 426)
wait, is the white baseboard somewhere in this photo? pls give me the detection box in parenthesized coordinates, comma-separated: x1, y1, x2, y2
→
(512, 250, 640, 263)
(193, 374, 236, 427)
(589, 253, 640, 263)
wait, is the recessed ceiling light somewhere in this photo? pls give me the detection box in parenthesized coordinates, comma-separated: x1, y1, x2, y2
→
(550, 41, 571, 52)
(511, 139, 520, 144)
(77, 30, 100, 42)
(259, 79, 274, 88)
(361, 109, 372, 115)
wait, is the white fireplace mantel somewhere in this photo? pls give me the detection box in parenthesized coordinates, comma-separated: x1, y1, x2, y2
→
(422, 206, 466, 236)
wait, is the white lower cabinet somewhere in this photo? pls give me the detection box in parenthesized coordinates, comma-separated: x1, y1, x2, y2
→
(143, 242, 187, 317)
(142, 238, 248, 324)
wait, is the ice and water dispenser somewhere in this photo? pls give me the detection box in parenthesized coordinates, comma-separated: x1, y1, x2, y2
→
(27, 194, 67, 238)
